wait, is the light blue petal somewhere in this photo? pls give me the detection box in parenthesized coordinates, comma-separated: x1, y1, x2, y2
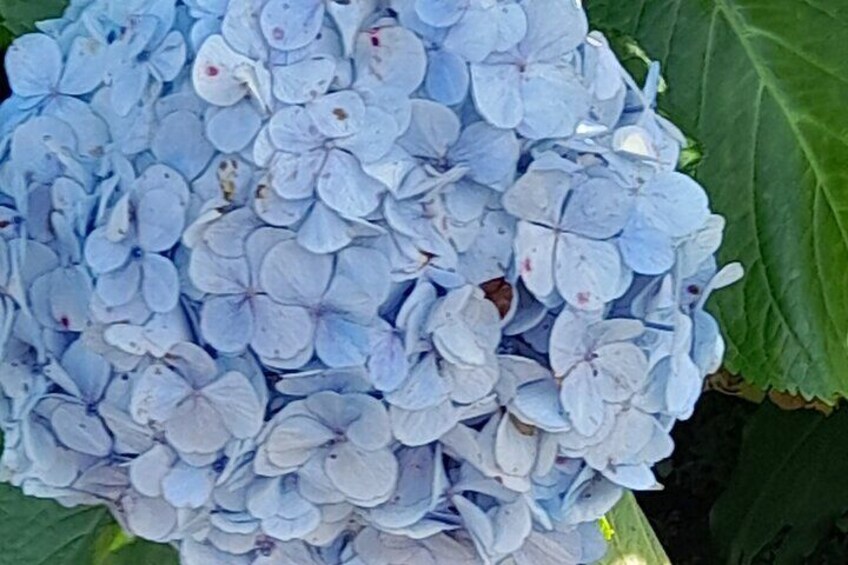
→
(637, 172, 710, 237)
(518, 0, 586, 61)
(109, 64, 149, 117)
(367, 328, 408, 392)
(260, 0, 324, 51)
(250, 295, 315, 361)
(6, 34, 62, 97)
(510, 379, 571, 432)
(137, 189, 186, 253)
(189, 247, 250, 295)
(260, 239, 333, 305)
(425, 49, 470, 106)
(555, 233, 624, 310)
(162, 462, 216, 508)
(307, 90, 366, 139)
(200, 294, 254, 354)
(443, 9, 498, 63)
(560, 364, 605, 437)
(149, 31, 187, 82)
(386, 354, 450, 410)
(96, 261, 142, 307)
(470, 63, 522, 129)
(317, 149, 384, 217)
(153, 110, 215, 180)
(324, 443, 398, 506)
(519, 63, 590, 140)
(354, 26, 427, 95)
(202, 370, 263, 439)
(618, 219, 675, 275)
(334, 107, 400, 163)
(369, 446, 437, 528)
(315, 314, 372, 368)
(49, 266, 93, 332)
(205, 101, 262, 153)
(51, 402, 112, 457)
(562, 177, 632, 239)
(272, 56, 336, 104)
(141, 254, 180, 313)
(84, 229, 131, 274)
(297, 202, 353, 254)
(270, 150, 324, 200)
(398, 99, 460, 160)
(165, 396, 231, 454)
(390, 402, 458, 446)
(59, 36, 106, 95)
(131, 364, 192, 424)
(415, 0, 466, 27)
(450, 122, 519, 187)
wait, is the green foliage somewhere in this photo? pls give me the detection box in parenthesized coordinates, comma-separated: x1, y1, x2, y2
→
(0, 0, 67, 44)
(0, 431, 177, 565)
(0, 481, 178, 565)
(711, 404, 848, 564)
(0, 482, 110, 565)
(600, 492, 671, 565)
(586, 0, 848, 400)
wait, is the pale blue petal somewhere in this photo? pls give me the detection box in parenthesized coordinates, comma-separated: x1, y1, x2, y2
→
(637, 172, 710, 237)
(307, 91, 366, 139)
(270, 150, 324, 200)
(555, 233, 624, 310)
(443, 10, 498, 63)
(260, 239, 333, 305)
(317, 149, 384, 217)
(51, 402, 112, 457)
(202, 370, 263, 439)
(415, 0, 466, 27)
(260, 0, 324, 51)
(84, 228, 131, 274)
(162, 462, 216, 508)
(139, 255, 179, 314)
(450, 122, 519, 187)
(425, 49, 470, 106)
(149, 32, 187, 82)
(324, 443, 398, 506)
(96, 261, 142, 307)
(562, 178, 632, 239)
(6, 34, 62, 97)
(618, 219, 675, 275)
(272, 56, 336, 104)
(59, 36, 106, 95)
(354, 26, 427, 95)
(297, 202, 353, 254)
(519, 64, 590, 140)
(205, 101, 262, 153)
(315, 314, 372, 368)
(470, 63, 522, 129)
(153, 111, 215, 180)
(250, 295, 315, 361)
(200, 295, 254, 354)
(560, 364, 605, 437)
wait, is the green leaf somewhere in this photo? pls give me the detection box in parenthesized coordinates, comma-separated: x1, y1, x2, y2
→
(0, 0, 67, 36)
(585, 0, 848, 399)
(599, 492, 671, 565)
(93, 523, 179, 565)
(711, 404, 848, 564)
(0, 483, 112, 565)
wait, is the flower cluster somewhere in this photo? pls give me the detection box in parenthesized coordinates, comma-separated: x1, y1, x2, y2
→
(0, 0, 740, 563)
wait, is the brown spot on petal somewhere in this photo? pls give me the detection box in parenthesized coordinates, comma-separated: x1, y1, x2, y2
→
(332, 107, 349, 121)
(481, 278, 513, 318)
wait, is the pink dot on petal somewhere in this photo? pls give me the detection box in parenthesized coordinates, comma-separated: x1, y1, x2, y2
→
(206, 65, 220, 77)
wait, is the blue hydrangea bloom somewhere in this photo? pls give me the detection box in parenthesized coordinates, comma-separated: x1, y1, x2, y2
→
(0, 0, 741, 562)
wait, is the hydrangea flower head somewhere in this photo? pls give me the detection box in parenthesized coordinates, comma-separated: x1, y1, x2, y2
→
(0, 0, 740, 562)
